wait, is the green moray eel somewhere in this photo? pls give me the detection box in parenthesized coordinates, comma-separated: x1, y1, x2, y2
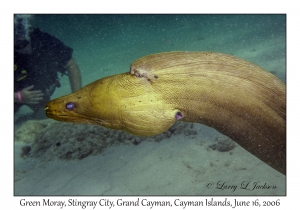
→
(45, 52, 286, 175)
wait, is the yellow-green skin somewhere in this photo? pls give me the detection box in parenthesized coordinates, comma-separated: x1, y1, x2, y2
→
(45, 52, 286, 175)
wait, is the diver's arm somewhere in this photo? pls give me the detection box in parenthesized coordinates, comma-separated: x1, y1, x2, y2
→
(14, 92, 19, 102)
(66, 57, 82, 92)
(14, 85, 43, 104)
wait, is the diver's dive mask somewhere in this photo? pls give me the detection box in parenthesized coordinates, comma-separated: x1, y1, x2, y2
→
(14, 15, 31, 50)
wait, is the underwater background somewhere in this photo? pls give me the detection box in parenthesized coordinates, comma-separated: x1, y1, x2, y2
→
(14, 14, 286, 195)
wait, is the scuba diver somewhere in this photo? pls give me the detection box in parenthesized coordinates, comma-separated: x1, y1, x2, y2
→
(14, 15, 82, 119)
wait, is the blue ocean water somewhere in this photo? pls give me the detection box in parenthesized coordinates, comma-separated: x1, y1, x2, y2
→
(14, 14, 286, 196)
(32, 14, 285, 98)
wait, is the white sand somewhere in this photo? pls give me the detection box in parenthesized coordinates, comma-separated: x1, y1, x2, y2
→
(14, 124, 285, 196)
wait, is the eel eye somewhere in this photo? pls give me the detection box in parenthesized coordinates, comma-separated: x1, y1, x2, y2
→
(66, 102, 75, 110)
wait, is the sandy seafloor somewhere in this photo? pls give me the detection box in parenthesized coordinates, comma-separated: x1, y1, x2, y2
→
(14, 14, 286, 196)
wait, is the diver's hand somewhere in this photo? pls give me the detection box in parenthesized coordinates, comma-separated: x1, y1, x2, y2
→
(19, 85, 44, 104)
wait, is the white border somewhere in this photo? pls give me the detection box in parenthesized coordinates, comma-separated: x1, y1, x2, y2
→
(2, 0, 299, 209)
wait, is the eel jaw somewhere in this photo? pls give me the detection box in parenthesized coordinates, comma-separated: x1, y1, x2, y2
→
(44, 97, 97, 125)
(44, 104, 92, 124)
(44, 98, 118, 128)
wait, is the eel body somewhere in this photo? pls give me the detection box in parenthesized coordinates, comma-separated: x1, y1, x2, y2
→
(45, 52, 286, 175)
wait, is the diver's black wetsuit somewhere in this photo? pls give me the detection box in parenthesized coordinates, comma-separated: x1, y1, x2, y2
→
(14, 28, 73, 113)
